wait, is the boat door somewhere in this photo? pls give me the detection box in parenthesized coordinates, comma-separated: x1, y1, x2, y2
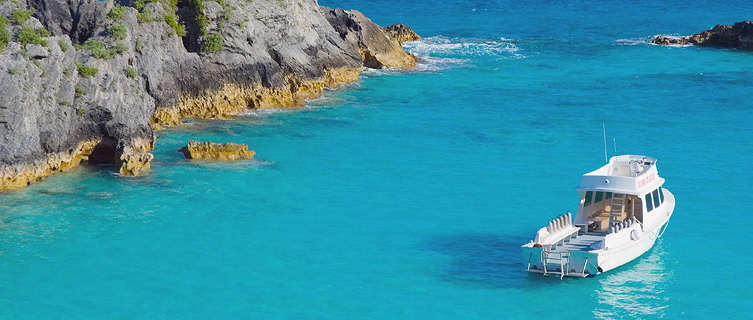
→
(633, 195, 643, 223)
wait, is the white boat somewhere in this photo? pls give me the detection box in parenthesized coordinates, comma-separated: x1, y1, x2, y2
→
(521, 155, 674, 278)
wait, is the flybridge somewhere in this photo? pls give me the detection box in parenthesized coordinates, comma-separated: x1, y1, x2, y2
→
(577, 155, 665, 195)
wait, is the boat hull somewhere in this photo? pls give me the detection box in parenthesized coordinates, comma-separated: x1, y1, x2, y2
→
(597, 188, 674, 273)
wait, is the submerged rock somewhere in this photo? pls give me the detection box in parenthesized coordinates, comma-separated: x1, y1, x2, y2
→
(179, 141, 256, 161)
(652, 21, 753, 49)
(0, 0, 418, 190)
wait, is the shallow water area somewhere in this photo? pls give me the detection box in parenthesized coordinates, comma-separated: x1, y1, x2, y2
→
(2, 0, 753, 318)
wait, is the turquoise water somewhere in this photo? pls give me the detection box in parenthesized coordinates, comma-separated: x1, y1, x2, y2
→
(2, 0, 753, 318)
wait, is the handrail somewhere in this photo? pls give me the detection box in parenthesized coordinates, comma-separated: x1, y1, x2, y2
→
(656, 219, 670, 238)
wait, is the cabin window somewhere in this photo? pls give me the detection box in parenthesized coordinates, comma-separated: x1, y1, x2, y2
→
(659, 187, 665, 203)
(652, 189, 661, 208)
(595, 192, 604, 203)
(606, 192, 612, 200)
(584, 191, 593, 207)
(645, 193, 653, 212)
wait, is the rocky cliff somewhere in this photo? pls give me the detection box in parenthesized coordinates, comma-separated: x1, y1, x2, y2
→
(0, 0, 418, 190)
(652, 21, 753, 49)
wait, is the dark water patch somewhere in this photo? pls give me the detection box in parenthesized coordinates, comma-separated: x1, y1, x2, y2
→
(424, 233, 565, 289)
(463, 130, 497, 144)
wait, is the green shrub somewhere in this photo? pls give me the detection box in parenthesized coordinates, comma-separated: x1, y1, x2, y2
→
(125, 68, 137, 78)
(134, 0, 156, 11)
(115, 41, 128, 54)
(202, 33, 223, 53)
(164, 13, 185, 37)
(0, 25, 9, 52)
(75, 63, 98, 77)
(75, 86, 86, 97)
(196, 14, 208, 35)
(58, 39, 68, 52)
(109, 24, 128, 40)
(137, 10, 154, 23)
(222, 3, 233, 19)
(63, 68, 72, 77)
(17, 26, 48, 47)
(188, 0, 207, 35)
(60, 100, 70, 106)
(77, 108, 86, 116)
(0, 16, 9, 26)
(135, 39, 143, 53)
(11, 9, 32, 25)
(108, 5, 128, 21)
(9, 67, 19, 75)
(81, 40, 114, 59)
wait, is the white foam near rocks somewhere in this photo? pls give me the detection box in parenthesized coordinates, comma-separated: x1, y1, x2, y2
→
(617, 35, 694, 47)
(403, 36, 522, 56)
(396, 35, 524, 71)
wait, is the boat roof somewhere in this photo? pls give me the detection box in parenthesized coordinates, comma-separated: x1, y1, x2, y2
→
(576, 155, 664, 195)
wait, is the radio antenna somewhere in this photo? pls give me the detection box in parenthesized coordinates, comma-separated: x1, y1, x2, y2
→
(613, 137, 617, 154)
(602, 121, 608, 163)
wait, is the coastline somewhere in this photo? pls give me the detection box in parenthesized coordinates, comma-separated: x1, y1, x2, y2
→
(0, 1, 419, 191)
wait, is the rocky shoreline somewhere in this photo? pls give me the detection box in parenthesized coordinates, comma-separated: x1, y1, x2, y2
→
(0, 0, 419, 191)
(652, 21, 753, 49)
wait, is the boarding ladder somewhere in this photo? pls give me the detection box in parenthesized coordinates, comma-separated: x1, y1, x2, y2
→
(541, 246, 570, 280)
(608, 193, 626, 227)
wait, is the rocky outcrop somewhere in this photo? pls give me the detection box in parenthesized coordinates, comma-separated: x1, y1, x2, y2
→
(320, 7, 417, 70)
(0, 0, 419, 190)
(151, 67, 361, 129)
(179, 141, 255, 161)
(383, 24, 420, 44)
(652, 21, 753, 49)
(0, 139, 100, 190)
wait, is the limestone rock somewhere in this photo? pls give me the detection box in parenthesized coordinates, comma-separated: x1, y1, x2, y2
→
(652, 35, 689, 46)
(117, 138, 155, 176)
(383, 24, 420, 44)
(179, 141, 256, 161)
(652, 21, 753, 49)
(321, 7, 417, 69)
(26, 44, 49, 59)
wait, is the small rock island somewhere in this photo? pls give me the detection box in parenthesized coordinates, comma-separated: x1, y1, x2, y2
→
(179, 141, 255, 161)
(0, 0, 419, 190)
(652, 21, 753, 49)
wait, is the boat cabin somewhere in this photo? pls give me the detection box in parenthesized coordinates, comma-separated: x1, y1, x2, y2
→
(574, 155, 666, 234)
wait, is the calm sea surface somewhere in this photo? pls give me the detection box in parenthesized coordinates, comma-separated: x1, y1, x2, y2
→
(2, 0, 753, 318)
